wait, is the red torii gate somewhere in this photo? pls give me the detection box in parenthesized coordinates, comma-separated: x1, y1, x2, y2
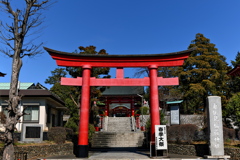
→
(44, 47, 195, 157)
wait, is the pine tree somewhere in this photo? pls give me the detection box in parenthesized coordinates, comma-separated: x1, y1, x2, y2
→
(231, 51, 240, 67)
(224, 52, 240, 127)
(229, 52, 240, 93)
(178, 33, 230, 113)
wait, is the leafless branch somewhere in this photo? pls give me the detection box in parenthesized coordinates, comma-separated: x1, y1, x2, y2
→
(21, 42, 43, 58)
(0, 48, 13, 57)
(134, 67, 149, 78)
(70, 94, 79, 108)
(16, 105, 30, 121)
(0, 0, 15, 15)
(1, 0, 53, 158)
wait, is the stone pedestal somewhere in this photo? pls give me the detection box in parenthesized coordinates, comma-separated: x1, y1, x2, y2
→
(204, 155, 231, 160)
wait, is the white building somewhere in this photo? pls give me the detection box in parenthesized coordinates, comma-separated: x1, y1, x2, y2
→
(0, 83, 66, 141)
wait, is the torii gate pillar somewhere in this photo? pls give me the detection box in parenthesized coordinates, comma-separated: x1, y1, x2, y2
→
(44, 47, 194, 158)
(149, 65, 160, 141)
(77, 65, 91, 157)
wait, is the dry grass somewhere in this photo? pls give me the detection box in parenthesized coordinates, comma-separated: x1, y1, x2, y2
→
(177, 140, 240, 147)
(0, 140, 72, 147)
(224, 140, 240, 146)
(191, 141, 207, 144)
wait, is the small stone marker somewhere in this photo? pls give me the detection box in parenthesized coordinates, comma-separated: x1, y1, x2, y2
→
(205, 96, 230, 160)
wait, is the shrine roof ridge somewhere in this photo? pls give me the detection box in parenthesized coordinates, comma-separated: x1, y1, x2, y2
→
(44, 47, 196, 57)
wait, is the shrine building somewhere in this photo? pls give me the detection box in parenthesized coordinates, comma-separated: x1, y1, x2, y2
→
(98, 86, 144, 117)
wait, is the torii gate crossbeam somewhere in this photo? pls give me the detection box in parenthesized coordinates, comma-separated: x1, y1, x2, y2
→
(44, 47, 195, 158)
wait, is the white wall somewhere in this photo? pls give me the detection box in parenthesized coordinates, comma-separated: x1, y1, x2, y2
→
(0, 97, 64, 133)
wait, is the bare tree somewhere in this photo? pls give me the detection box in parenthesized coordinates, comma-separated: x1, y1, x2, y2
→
(0, 1, 51, 159)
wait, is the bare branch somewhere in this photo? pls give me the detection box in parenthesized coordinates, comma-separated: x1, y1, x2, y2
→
(0, 1, 53, 158)
(20, 42, 43, 58)
(0, 133, 6, 142)
(16, 105, 29, 121)
(70, 94, 79, 108)
(0, 0, 15, 15)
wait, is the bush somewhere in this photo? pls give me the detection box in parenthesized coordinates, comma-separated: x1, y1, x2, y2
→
(139, 106, 149, 115)
(65, 128, 74, 141)
(48, 127, 66, 144)
(167, 124, 198, 144)
(88, 124, 95, 144)
(167, 125, 181, 142)
(64, 117, 78, 132)
(223, 127, 235, 141)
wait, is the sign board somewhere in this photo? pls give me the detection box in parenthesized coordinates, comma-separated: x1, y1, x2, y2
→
(21, 124, 43, 142)
(155, 125, 167, 150)
(170, 105, 180, 125)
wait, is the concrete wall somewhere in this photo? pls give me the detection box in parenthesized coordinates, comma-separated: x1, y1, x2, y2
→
(140, 114, 205, 129)
(165, 114, 205, 128)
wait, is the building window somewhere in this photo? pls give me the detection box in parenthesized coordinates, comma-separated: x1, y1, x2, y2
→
(23, 106, 39, 122)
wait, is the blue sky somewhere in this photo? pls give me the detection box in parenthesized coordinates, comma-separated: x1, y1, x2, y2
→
(1, 0, 240, 89)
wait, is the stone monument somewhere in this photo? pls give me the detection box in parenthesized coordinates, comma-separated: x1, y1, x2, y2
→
(205, 96, 230, 160)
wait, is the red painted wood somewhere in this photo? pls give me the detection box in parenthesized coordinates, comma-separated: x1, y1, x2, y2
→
(149, 65, 160, 143)
(116, 67, 124, 78)
(45, 47, 193, 68)
(61, 77, 179, 86)
(45, 46, 194, 156)
(228, 65, 240, 76)
(78, 67, 91, 146)
(55, 59, 186, 67)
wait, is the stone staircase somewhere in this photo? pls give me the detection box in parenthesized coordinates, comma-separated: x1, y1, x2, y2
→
(107, 117, 132, 132)
(91, 117, 145, 148)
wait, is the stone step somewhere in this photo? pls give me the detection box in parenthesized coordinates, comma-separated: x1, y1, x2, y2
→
(107, 117, 132, 132)
(92, 132, 145, 148)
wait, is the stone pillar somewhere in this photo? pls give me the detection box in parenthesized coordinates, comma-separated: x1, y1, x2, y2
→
(77, 65, 91, 158)
(205, 96, 230, 160)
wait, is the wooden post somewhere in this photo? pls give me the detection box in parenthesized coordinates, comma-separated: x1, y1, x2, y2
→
(77, 65, 91, 158)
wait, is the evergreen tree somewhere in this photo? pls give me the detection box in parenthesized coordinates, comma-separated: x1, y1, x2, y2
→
(224, 52, 240, 127)
(231, 51, 240, 67)
(45, 45, 110, 131)
(178, 33, 230, 114)
(225, 92, 240, 128)
(134, 66, 182, 111)
(229, 51, 240, 93)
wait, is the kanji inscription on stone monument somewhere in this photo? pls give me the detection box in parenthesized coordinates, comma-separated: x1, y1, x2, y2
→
(207, 96, 224, 155)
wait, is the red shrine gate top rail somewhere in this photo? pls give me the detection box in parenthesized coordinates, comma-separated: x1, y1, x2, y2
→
(44, 47, 195, 87)
(44, 47, 194, 68)
(44, 47, 195, 158)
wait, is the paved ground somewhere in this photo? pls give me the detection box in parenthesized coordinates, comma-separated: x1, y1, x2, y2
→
(38, 149, 204, 160)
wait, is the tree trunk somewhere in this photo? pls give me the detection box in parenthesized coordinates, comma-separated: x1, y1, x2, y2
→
(3, 143, 14, 160)
(3, 53, 22, 160)
(0, 1, 51, 159)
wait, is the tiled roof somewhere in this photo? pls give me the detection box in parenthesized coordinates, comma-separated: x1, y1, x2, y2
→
(0, 72, 6, 77)
(0, 89, 65, 107)
(166, 100, 183, 104)
(0, 83, 34, 89)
